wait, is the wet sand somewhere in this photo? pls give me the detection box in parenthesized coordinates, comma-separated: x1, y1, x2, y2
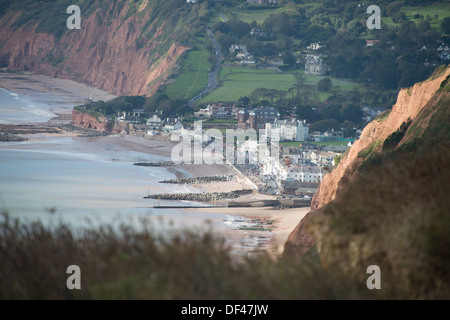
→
(186, 206, 309, 256)
(0, 71, 116, 107)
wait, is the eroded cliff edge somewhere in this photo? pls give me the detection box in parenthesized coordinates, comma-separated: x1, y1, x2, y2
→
(284, 65, 450, 259)
(0, 1, 195, 96)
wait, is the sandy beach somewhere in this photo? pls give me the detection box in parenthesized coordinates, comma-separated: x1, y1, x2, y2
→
(0, 71, 116, 110)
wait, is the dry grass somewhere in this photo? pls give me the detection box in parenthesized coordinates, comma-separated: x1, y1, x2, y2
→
(0, 212, 375, 300)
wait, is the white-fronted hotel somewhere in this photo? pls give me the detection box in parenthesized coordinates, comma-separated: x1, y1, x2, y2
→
(265, 119, 309, 142)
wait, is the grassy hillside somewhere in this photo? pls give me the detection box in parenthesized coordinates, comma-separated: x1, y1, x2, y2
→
(199, 67, 362, 104)
(382, 4, 450, 29)
(163, 36, 213, 101)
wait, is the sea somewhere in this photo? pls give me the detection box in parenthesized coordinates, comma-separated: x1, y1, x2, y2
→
(0, 85, 265, 251)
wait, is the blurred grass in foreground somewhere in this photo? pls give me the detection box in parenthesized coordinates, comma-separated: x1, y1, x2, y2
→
(0, 212, 375, 300)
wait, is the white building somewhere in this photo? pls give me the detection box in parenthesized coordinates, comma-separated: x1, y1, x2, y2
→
(310, 150, 339, 167)
(305, 54, 330, 76)
(287, 166, 325, 183)
(229, 45, 248, 54)
(306, 42, 325, 50)
(146, 112, 164, 131)
(164, 118, 183, 132)
(265, 119, 309, 142)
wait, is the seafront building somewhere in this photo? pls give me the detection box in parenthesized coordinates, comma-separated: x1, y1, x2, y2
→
(238, 106, 280, 130)
(265, 119, 309, 142)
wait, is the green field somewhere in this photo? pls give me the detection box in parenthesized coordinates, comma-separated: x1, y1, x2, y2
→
(381, 4, 450, 29)
(163, 37, 212, 101)
(225, 8, 279, 24)
(402, 4, 450, 29)
(198, 66, 361, 104)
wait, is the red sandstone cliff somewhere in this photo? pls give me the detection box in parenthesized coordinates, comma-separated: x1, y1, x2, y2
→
(71, 109, 127, 133)
(0, 2, 188, 97)
(285, 66, 450, 256)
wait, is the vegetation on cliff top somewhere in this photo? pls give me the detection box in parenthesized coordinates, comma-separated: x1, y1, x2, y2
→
(76, 93, 190, 119)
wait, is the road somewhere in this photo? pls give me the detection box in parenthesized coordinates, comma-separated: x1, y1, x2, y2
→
(188, 28, 223, 105)
(218, 13, 228, 23)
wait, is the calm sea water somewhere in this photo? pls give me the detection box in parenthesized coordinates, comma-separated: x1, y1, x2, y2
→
(0, 135, 231, 231)
(0, 86, 228, 231)
(0, 86, 66, 123)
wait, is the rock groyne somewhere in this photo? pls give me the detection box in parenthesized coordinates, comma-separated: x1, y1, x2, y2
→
(145, 189, 252, 202)
(160, 175, 235, 184)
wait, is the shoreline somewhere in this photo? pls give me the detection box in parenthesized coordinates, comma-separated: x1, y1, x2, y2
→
(185, 206, 310, 256)
(0, 71, 116, 106)
(61, 133, 307, 256)
(3, 131, 305, 256)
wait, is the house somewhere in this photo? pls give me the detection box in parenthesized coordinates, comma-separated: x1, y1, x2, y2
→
(365, 40, 379, 47)
(164, 118, 183, 132)
(240, 56, 256, 64)
(117, 109, 144, 124)
(265, 119, 309, 142)
(250, 27, 265, 37)
(229, 45, 248, 54)
(309, 131, 323, 141)
(305, 54, 330, 76)
(146, 112, 164, 130)
(437, 43, 450, 61)
(236, 51, 249, 59)
(287, 166, 325, 183)
(361, 106, 382, 122)
(310, 150, 339, 167)
(194, 104, 234, 119)
(306, 42, 325, 51)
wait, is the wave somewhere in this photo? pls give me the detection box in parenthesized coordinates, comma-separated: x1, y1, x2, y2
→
(9, 92, 19, 100)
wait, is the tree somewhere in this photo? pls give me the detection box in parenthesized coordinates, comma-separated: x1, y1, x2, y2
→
(317, 78, 332, 92)
(441, 17, 450, 34)
(341, 104, 363, 124)
(323, 104, 343, 122)
(238, 96, 250, 107)
(309, 119, 341, 132)
(282, 52, 296, 68)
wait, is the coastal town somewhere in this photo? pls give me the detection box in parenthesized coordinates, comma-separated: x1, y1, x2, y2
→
(79, 102, 359, 202)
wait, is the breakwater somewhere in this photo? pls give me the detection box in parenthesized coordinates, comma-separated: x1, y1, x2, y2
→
(134, 161, 184, 167)
(145, 189, 253, 201)
(0, 132, 28, 142)
(160, 175, 235, 184)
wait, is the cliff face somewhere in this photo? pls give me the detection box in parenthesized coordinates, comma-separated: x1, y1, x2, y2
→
(72, 109, 127, 133)
(284, 67, 450, 297)
(0, 1, 191, 96)
(285, 66, 450, 258)
(311, 66, 450, 210)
